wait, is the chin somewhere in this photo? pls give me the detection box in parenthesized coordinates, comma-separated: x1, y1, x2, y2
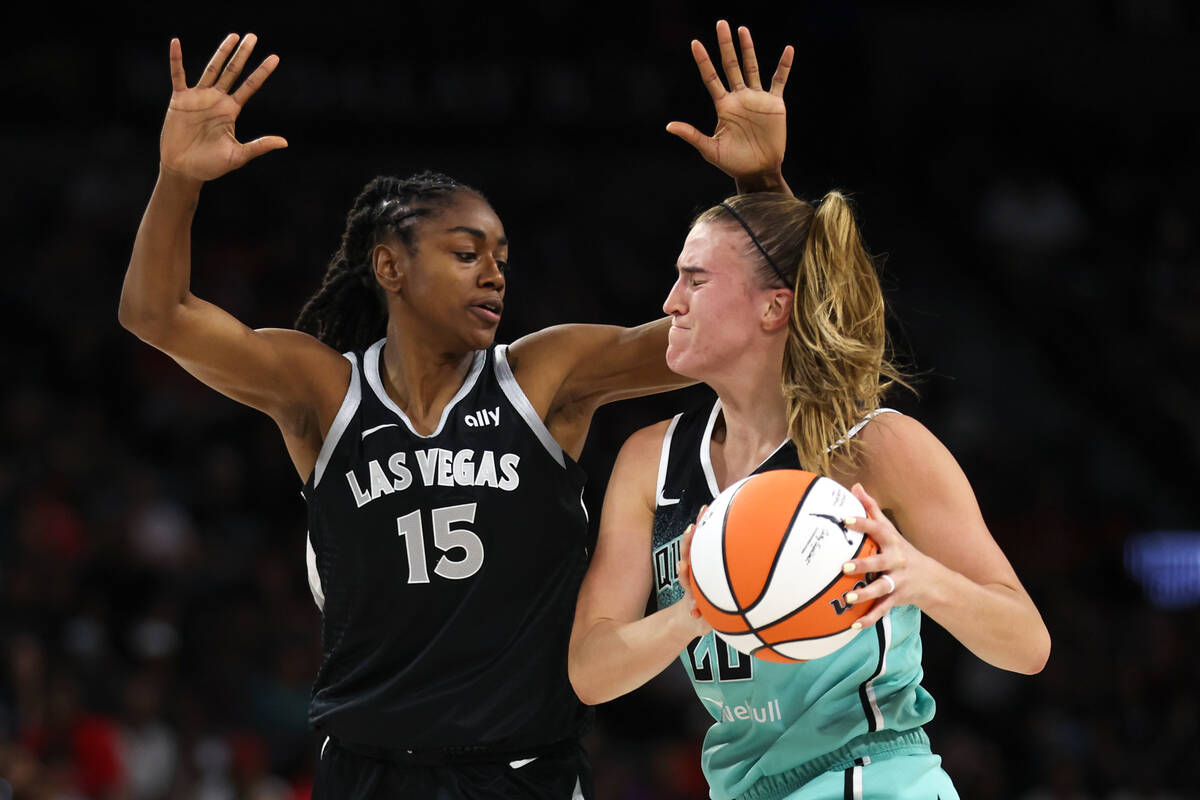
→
(665, 346, 704, 381)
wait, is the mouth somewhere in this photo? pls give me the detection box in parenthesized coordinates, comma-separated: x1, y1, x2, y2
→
(470, 301, 503, 324)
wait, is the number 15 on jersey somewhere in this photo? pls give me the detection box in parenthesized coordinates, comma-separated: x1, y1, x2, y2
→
(396, 502, 484, 582)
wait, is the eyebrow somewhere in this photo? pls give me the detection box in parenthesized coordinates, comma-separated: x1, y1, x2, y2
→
(446, 226, 508, 247)
(678, 265, 709, 275)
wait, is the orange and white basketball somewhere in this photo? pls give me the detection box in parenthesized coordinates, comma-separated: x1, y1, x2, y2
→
(688, 469, 878, 663)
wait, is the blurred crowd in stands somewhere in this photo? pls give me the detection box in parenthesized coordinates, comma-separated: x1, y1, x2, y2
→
(2, 2, 1197, 797)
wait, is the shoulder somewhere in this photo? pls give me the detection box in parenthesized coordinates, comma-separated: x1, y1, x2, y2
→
(851, 410, 966, 508)
(607, 419, 675, 502)
(253, 328, 354, 434)
(621, 418, 676, 463)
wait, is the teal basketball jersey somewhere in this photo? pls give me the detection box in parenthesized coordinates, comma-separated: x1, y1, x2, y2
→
(650, 397, 938, 800)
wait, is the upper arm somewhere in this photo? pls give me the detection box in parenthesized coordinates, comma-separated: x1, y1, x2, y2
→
(509, 318, 693, 415)
(857, 413, 1028, 593)
(128, 293, 349, 435)
(571, 421, 668, 643)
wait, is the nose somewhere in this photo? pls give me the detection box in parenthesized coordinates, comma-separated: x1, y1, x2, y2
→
(663, 277, 685, 317)
(478, 256, 505, 292)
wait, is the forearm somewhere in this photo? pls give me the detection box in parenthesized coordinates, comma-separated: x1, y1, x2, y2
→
(118, 167, 204, 340)
(919, 565, 1050, 674)
(736, 169, 792, 196)
(569, 603, 699, 706)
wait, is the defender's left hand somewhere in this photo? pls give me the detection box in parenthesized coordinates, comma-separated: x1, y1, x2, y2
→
(841, 483, 937, 629)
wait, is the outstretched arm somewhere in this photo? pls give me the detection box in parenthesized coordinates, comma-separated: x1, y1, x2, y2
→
(569, 423, 711, 706)
(667, 21, 794, 196)
(119, 35, 347, 479)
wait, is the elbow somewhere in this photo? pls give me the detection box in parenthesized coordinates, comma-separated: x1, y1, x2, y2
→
(118, 291, 176, 347)
(1025, 628, 1052, 675)
(567, 654, 602, 708)
(1011, 627, 1051, 675)
(118, 291, 155, 341)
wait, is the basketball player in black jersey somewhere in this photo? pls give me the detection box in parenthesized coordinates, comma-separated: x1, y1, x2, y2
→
(119, 23, 794, 799)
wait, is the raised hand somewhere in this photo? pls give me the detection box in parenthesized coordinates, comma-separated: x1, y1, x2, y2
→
(667, 21, 793, 186)
(160, 34, 287, 182)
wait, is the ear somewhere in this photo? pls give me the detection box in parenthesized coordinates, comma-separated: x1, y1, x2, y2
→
(762, 288, 793, 333)
(372, 241, 408, 294)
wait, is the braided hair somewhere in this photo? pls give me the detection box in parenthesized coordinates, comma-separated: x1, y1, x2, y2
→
(295, 171, 486, 353)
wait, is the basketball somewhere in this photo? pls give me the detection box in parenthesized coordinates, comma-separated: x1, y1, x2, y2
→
(688, 469, 879, 663)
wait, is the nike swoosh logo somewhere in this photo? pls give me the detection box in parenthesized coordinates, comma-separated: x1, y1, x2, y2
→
(656, 488, 680, 506)
(509, 757, 538, 769)
(361, 423, 400, 440)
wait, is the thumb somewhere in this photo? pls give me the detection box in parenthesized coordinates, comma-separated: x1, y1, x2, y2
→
(240, 135, 289, 164)
(665, 122, 715, 159)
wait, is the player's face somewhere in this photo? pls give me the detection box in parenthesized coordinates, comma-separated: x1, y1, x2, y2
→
(663, 222, 771, 379)
(402, 194, 509, 351)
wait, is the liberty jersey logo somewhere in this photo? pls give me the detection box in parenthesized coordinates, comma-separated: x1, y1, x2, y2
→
(464, 406, 501, 427)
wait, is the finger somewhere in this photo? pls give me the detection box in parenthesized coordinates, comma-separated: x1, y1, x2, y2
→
(694, 503, 709, 526)
(769, 44, 794, 97)
(851, 483, 887, 524)
(238, 135, 289, 166)
(845, 574, 896, 606)
(841, 553, 890, 576)
(231, 53, 280, 107)
(689, 39, 727, 102)
(197, 33, 239, 89)
(715, 20, 746, 90)
(851, 596, 896, 632)
(737, 26, 762, 90)
(679, 523, 697, 558)
(168, 38, 189, 93)
(843, 510, 889, 536)
(216, 32, 258, 93)
(665, 121, 716, 158)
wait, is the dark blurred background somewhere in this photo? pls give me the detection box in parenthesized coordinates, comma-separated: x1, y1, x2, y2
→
(2, 1, 1198, 798)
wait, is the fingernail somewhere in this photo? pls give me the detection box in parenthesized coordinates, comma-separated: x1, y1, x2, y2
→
(851, 622, 862, 631)
(846, 592, 859, 604)
(685, 524, 695, 534)
(843, 562, 855, 574)
(843, 517, 856, 528)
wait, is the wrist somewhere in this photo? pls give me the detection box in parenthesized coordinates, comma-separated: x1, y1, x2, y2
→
(735, 168, 788, 195)
(667, 596, 708, 642)
(157, 162, 205, 194)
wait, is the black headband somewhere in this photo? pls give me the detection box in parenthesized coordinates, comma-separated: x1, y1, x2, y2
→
(718, 202, 790, 287)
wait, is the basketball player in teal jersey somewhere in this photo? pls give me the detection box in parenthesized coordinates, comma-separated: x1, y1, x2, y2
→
(569, 30, 1051, 800)
(119, 23, 798, 799)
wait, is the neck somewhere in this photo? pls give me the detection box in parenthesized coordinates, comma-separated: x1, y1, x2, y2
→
(706, 341, 790, 486)
(379, 318, 479, 422)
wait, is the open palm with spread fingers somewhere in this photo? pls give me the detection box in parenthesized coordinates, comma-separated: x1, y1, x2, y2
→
(667, 20, 794, 183)
(161, 33, 288, 182)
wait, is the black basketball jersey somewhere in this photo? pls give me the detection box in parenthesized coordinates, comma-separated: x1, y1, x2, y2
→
(302, 339, 590, 752)
(651, 393, 800, 611)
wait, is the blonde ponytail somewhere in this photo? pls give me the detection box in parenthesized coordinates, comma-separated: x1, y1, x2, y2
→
(782, 191, 908, 476)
